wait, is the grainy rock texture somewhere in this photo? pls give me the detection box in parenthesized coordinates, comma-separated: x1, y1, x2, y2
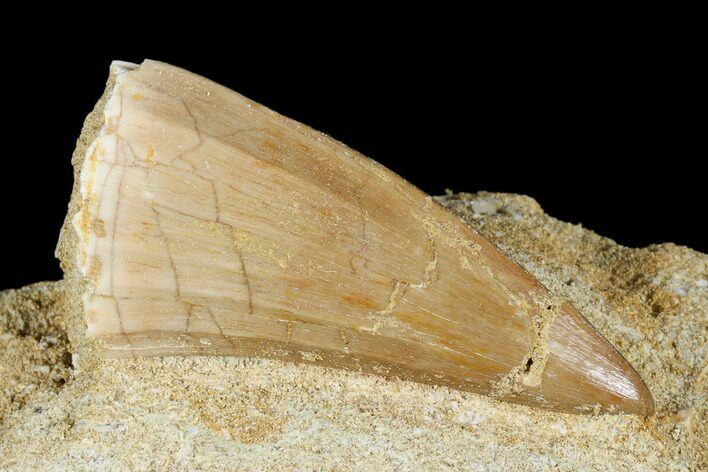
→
(1, 192, 705, 471)
(0, 282, 71, 424)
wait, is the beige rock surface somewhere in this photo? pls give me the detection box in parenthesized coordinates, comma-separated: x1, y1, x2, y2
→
(1, 192, 705, 470)
(0, 282, 71, 425)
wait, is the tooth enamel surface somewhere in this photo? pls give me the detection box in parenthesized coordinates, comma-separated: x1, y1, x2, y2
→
(58, 59, 654, 415)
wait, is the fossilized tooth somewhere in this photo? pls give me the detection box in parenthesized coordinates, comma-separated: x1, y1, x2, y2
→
(57, 59, 654, 415)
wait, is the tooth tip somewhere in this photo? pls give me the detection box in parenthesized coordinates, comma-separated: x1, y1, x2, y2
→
(633, 378, 656, 416)
(543, 303, 655, 415)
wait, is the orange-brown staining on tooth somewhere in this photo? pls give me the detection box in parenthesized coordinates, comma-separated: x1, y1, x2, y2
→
(93, 219, 107, 238)
(341, 293, 379, 310)
(270, 173, 285, 186)
(258, 140, 282, 160)
(78, 202, 92, 237)
(88, 146, 100, 169)
(86, 256, 103, 286)
(85, 307, 99, 325)
(104, 118, 118, 134)
(285, 321, 293, 345)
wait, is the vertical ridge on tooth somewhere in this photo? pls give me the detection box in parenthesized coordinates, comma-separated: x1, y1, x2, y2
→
(56, 59, 654, 415)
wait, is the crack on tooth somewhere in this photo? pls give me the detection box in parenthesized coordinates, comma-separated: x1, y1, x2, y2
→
(412, 225, 439, 289)
(141, 149, 253, 333)
(118, 135, 140, 165)
(364, 280, 409, 333)
(181, 98, 203, 142)
(414, 197, 481, 289)
(348, 173, 372, 275)
(143, 167, 195, 332)
(226, 225, 254, 315)
(77, 74, 138, 346)
(376, 280, 408, 317)
(146, 190, 182, 301)
(169, 142, 201, 172)
(205, 306, 237, 349)
(412, 197, 567, 395)
(110, 297, 134, 355)
(166, 99, 204, 171)
(490, 297, 561, 400)
(185, 302, 194, 333)
(521, 298, 561, 387)
(285, 321, 293, 345)
(211, 180, 221, 222)
(422, 237, 438, 288)
(108, 160, 127, 336)
(236, 247, 254, 315)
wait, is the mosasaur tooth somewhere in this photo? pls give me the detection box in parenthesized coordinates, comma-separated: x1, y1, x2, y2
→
(56, 59, 654, 415)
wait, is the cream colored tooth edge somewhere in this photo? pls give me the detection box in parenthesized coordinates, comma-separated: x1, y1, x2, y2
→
(60, 59, 655, 415)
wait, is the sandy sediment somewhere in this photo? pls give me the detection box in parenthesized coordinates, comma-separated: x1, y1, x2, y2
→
(0, 192, 705, 470)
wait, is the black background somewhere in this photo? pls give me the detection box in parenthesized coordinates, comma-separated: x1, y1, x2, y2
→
(0, 23, 703, 290)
